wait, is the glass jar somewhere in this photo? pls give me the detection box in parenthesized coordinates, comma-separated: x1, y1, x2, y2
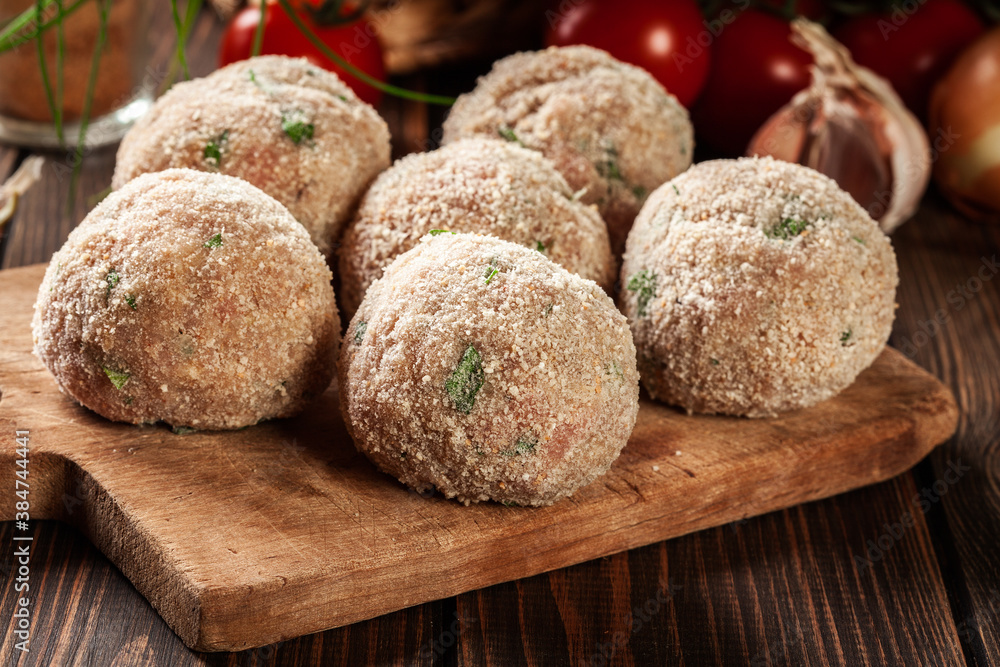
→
(0, 0, 153, 148)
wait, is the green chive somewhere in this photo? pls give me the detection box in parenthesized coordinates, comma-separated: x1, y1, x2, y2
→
(626, 270, 658, 318)
(498, 126, 524, 146)
(204, 130, 229, 166)
(446, 345, 485, 414)
(281, 111, 314, 145)
(102, 366, 129, 390)
(768, 218, 809, 240)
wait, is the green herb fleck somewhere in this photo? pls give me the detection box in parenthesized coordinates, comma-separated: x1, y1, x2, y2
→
(484, 258, 501, 285)
(124, 396, 134, 405)
(710, 358, 720, 366)
(204, 130, 229, 167)
(605, 360, 625, 380)
(671, 184, 680, 196)
(841, 329, 853, 346)
(354, 321, 367, 345)
(627, 270, 658, 318)
(501, 500, 521, 507)
(429, 229, 456, 236)
(595, 145, 625, 183)
(852, 236, 866, 245)
(172, 425, 197, 435)
(204, 233, 223, 249)
(498, 126, 523, 146)
(543, 303, 554, 317)
(502, 434, 539, 457)
(281, 111, 315, 145)
(535, 240, 546, 253)
(337, 94, 347, 101)
(632, 185, 647, 200)
(768, 218, 810, 240)
(125, 294, 137, 310)
(446, 345, 485, 414)
(105, 269, 120, 299)
(102, 366, 129, 390)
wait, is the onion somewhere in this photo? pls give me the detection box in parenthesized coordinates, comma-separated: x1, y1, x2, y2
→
(929, 27, 1000, 222)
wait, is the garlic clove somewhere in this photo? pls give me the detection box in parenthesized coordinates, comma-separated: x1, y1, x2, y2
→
(747, 19, 930, 233)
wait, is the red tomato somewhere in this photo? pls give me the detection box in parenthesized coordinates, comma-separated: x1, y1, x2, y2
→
(545, 0, 711, 109)
(691, 10, 812, 156)
(219, 1, 385, 107)
(834, 0, 984, 121)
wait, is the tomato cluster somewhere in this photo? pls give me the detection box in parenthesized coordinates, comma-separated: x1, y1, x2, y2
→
(544, 0, 986, 156)
(219, 0, 988, 163)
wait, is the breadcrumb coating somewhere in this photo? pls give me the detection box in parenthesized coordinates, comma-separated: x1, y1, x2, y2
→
(621, 157, 898, 418)
(338, 137, 615, 317)
(112, 55, 391, 256)
(32, 169, 339, 430)
(442, 45, 693, 256)
(339, 233, 639, 506)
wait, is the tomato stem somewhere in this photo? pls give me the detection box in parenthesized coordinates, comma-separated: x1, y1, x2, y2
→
(307, 0, 369, 26)
(275, 0, 456, 106)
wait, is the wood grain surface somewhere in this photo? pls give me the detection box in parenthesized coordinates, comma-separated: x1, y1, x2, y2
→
(0, 262, 958, 652)
(0, 3, 998, 666)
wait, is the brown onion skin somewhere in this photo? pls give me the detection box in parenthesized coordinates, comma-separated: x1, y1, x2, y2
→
(929, 27, 1000, 223)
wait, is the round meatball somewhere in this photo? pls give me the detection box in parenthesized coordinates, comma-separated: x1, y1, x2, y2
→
(442, 45, 693, 257)
(112, 55, 391, 256)
(621, 157, 898, 418)
(32, 169, 339, 430)
(338, 137, 615, 317)
(339, 233, 639, 506)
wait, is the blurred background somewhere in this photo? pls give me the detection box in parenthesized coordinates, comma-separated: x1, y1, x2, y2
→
(3, 0, 1000, 229)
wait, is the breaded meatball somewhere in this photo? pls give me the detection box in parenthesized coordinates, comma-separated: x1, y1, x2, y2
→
(442, 45, 693, 257)
(338, 137, 615, 317)
(339, 233, 639, 506)
(112, 55, 391, 256)
(32, 169, 339, 430)
(621, 157, 898, 418)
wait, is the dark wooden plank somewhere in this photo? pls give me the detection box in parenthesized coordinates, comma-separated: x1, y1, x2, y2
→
(890, 196, 1000, 666)
(455, 470, 966, 666)
(0, 520, 200, 666)
(0, 520, 440, 666)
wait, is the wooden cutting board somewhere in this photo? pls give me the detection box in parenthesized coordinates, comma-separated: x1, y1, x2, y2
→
(0, 263, 959, 652)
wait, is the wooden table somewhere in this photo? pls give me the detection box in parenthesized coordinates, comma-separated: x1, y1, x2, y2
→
(1, 7, 998, 666)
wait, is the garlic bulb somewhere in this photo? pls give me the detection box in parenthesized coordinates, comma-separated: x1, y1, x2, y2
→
(747, 19, 930, 233)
